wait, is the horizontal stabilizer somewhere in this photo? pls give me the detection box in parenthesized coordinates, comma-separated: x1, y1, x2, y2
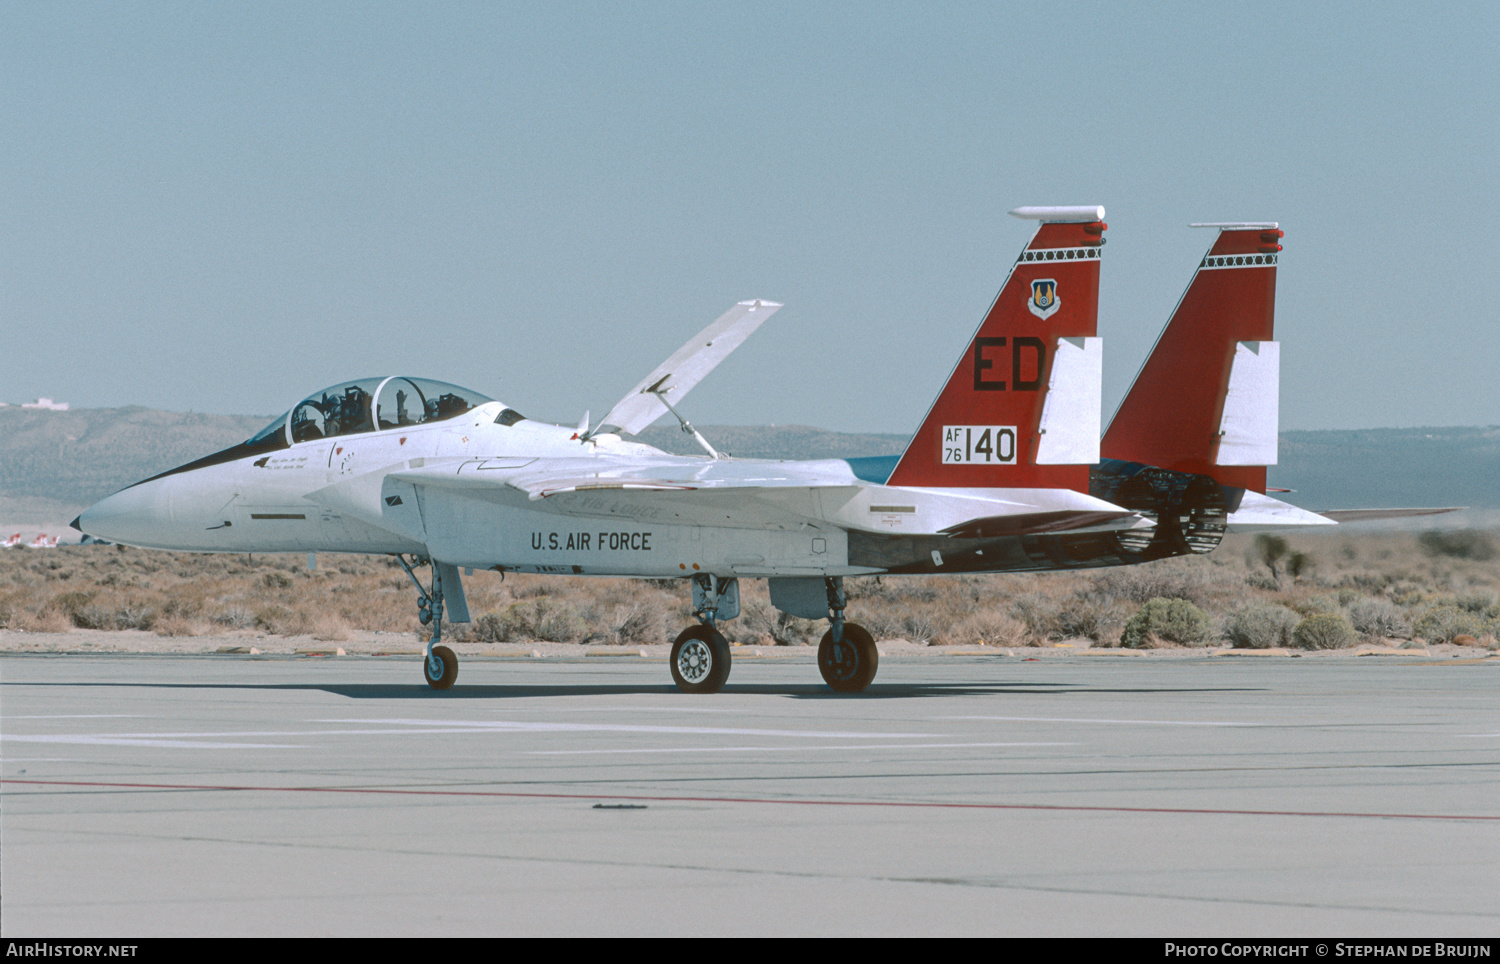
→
(1315, 507, 1464, 523)
(597, 299, 782, 437)
(1226, 490, 1335, 530)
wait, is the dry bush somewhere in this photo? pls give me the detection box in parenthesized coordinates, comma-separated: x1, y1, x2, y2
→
(1091, 559, 1243, 607)
(9, 608, 72, 633)
(1418, 530, 1496, 560)
(1224, 603, 1300, 649)
(1345, 597, 1412, 639)
(1121, 598, 1214, 648)
(1292, 612, 1358, 650)
(1412, 604, 1492, 644)
(153, 614, 207, 637)
(935, 610, 1034, 647)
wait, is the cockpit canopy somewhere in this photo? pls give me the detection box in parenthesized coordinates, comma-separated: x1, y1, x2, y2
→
(246, 377, 495, 449)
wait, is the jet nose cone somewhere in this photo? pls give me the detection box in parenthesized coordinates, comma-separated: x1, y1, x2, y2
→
(69, 515, 83, 532)
(76, 481, 174, 548)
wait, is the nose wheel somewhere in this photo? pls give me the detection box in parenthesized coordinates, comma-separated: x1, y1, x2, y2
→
(425, 644, 458, 690)
(396, 554, 460, 691)
(670, 624, 731, 694)
(818, 622, 877, 693)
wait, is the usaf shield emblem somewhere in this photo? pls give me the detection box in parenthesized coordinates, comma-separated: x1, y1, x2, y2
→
(1028, 279, 1060, 320)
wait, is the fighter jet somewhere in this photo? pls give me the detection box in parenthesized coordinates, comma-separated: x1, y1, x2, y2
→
(3, 533, 22, 548)
(76, 206, 1386, 693)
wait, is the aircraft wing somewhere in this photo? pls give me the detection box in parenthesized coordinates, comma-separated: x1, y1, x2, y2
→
(595, 299, 782, 437)
(382, 456, 1140, 536)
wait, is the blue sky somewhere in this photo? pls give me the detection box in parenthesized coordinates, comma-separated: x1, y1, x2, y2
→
(4, 2, 1497, 434)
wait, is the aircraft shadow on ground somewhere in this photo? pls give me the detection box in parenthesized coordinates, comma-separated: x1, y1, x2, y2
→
(4, 680, 1264, 700)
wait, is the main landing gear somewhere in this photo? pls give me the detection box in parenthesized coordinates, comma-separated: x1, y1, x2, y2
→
(671, 574, 735, 694)
(397, 555, 457, 690)
(667, 574, 878, 694)
(817, 576, 878, 693)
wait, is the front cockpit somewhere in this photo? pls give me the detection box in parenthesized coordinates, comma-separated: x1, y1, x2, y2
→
(280, 377, 499, 445)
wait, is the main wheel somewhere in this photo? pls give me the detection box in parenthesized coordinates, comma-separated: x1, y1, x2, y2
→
(818, 623, 878, 693)
(670, 625, 732, 694)
(424, 644, 458, 690)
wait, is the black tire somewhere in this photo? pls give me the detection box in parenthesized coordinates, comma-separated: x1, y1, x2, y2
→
(670, 625, 732, 694)
(424, 644, 458, 690)
(818, 623, 878, 693)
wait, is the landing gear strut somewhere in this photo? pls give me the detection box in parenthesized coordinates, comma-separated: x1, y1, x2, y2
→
(818, 576, 877, 693)
(669, 574, 736, 694)
(396, 554, 457, 690)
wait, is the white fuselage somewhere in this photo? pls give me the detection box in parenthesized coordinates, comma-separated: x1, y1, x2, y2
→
(78, 400, 1137, 579)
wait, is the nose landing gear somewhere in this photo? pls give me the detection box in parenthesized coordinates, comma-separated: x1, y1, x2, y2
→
(396, 554, 457, 690)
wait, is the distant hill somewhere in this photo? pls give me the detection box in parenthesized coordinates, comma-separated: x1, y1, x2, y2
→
(1, 406, 1495, 522)
(1273, 426, 1500, 511)
(0, 407, 271, 507)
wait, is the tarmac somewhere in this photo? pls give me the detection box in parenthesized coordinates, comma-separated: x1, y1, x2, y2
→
(2, 648, 1497, 936)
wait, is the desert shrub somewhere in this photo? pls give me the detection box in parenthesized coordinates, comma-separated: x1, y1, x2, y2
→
(261, 572, 293, 589)
(154, 615, 204, 637)
(113, 606, 156, 630)
(1224, 603, 1300, 649)
(475, 598, 588, 643)
(254, 604, 295, 633)
(1254, 534, 1289, 576)
(211, 606, 256, 629)
(896, 611, 942, 645)
(1121, 598, 1213, 648)
(738, 600, 819, 645)
(1091, 562, 1231, 606)
(1055, 596, 1127, 643)
(610, 602, 669, 645)
(1338, 571, 1393, 593)
(70, 604, 115, 630)
(1345, 598, 1412, 639)
(1294, 594, 1343, 617)
(1292, 613, 1357, 650)
(1392, 587, 1426, 607)
(1451, 593, 1498, 615)
(1413, 604, 1489, 644)
(1418, 530, 1495, 561)
(936, 610, 1034, 647)
(50, 592, 94, 621)
(1009, 593, 1062, 638)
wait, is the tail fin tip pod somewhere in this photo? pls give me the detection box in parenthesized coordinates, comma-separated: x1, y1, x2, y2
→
(887, 205, 1108, 490)
(1100, 222, 1285, 493)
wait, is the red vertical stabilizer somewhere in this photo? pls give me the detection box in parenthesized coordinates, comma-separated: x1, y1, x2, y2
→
(887, 206, 1106, 491)
(1101, 224, 1284, 493)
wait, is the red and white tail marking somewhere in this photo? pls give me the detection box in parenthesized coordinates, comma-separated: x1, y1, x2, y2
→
(1101, 223, 1284, 493)
(888, 206, 1106, 491)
